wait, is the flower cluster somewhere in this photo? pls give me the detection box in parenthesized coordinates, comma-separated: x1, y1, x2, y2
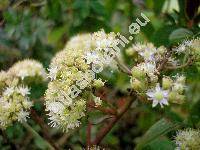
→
(126, 43, 166, 62)
(146, 75, 186, 108)
(128, 43, 166, 93)
(174, 128, 200, 150)
(45, 30, 119, 132)
(0, 59, 46, 129)
(167, 75, 186, 104)
(0, 85, 32, 129)
(87, 145, 105, 150)
(127, 42, 186, 108)
(173, 38, 200, 56)
(8, 59, 47, 82)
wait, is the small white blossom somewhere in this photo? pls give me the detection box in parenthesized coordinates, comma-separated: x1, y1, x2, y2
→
(17, 110, 30, 122)
(3, 86, 14, 97)
(17, 86, 30, 96)
(173, 40, 193, 54)
(146, 84, 169, 108)
(138, 48, 155, 62)
(139, 62, 157, 75)
(47, 102, 65, 114)
(48, 66, 58, 81)
(84, 51, 101, 64)
(94, 97, 102, 107)
(18, 70, 29, 80)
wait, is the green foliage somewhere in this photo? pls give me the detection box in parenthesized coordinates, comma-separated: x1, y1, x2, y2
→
(0, 0, 200, 149)
(136, 118, 180, 150)
(169, 28, 194, 42)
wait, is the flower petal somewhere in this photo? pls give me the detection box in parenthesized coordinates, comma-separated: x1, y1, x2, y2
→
(161, 98, 169, 105)
(152, 100, 159, 107)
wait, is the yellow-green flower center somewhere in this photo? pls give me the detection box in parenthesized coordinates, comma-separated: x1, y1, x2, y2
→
(154, 91, 164, 101)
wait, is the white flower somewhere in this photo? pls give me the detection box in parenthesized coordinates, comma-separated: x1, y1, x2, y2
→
(47, 102, 65, 114)
(144, 62, 156, 73)
(174, 45, 186, 54)
(84, 51, 101, 64)
(17, 86, 30, 96)
(94, 97, 102, 107)
(173, 40, 192, 54)
(48, 66, 58, 81)
(173, 83, 185, 92)
(18, 70, 29, 80)
(17, 110, 30, 122)
(138, 48, 155, 62)
(3, 87, 14, 97)
(146, 84, 169, 108)
(139, 62, 157, 74)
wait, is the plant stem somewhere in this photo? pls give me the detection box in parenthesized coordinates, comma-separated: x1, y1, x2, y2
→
(87, 101, 117, 115)
(86, 121, 92, 148)
(30, 109, 59, 149)
(115, 57, 132, 75)
(91, 96, 135, 145)
(157, 51, 172, 72)
(164, 57, 193, 70)
(22, 122, 55, 150)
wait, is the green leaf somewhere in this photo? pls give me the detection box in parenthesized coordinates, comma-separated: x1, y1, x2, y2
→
(48, 26, 67, 45)
(153, 0, 165, 14)
(73, 0, 90, 19)
(189, 99, 200, 126)
(144, 138, 176, 150)
(136, 118, 180, 150)
(169, 28, 193, 42)
(152, 25, 177, 47)
(90, 0, 105, 15)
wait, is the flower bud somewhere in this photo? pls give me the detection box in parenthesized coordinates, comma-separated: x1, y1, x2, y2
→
(176, 75, 186, 84)
(172, 83, 184, 94)
(175, 94, 185, 104)
(157, 46, 166, 55)
(93, 79, 105, 88)
(191, 38, 200, 54)
(131, 66, 146, 80)
(125, 47, 136, 56)
(162, 76, 173, 90)
(93, 96, 102, 107)
(131, 77, 146, 92)
(168, 91, 177, 102)
(149, 74, 158, 84)
(169, 91, 185, 104)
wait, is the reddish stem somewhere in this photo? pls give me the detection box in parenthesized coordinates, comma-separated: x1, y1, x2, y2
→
(86, 121, 92, 148)
(30, 109, 59, 149)
(91, 97, 135, 145)
(87, 101, 117, 115)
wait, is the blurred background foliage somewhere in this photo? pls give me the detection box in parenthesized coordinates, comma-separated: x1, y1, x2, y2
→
(0, 0, 200, 149)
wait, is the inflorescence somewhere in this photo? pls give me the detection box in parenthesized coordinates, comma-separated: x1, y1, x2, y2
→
(174, 128, 200, 150)
(0, 59, 46, 129)
(126, 38, 200, 108)
(45, 30, 119, 132)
